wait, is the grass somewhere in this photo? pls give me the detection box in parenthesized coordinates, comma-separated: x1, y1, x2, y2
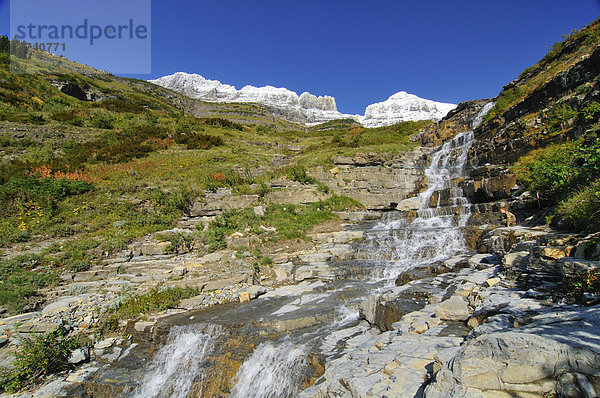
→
(201, 195, 364, 251)
(0, 254, 57, 314)
(105, 286, 200, 319)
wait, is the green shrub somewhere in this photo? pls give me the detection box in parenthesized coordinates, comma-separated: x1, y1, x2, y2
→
(546, 104, 578, 134)
(173, 132, 223, 150)
(287, 165, 317, 184)
(90, 111, 115, 129)
(316, 181, 330, 194)
(256, 182, 270, 197)
(27, 114, 45, 125)
(201, 117, 243, 131)
(0, 326, 80, 393)
(261, 256, 273, 266)
(555, 181, 600, 233)
(515, 136, 600, 233)
(512, 142, 582, 202)
(156, 231, 196, 253)
(50, 110, 85, 126)
(0, 133, 15, 147)
(24, 142, 54, 164)
(95, 137, 154, 163)
(582, 101, 600, 124)
(0, 177, 93, 214)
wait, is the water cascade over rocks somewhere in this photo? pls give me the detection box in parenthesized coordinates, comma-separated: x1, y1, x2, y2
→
(229, 341, 308, 398)
(132, 324, 222, 398)
(128, 105, 495, 398)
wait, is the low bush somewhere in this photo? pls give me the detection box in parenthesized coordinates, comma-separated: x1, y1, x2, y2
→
(173, 131, 223, 150)
(0, 326, 80, 393)
(90, 111, 115, 129)
(201, 117, 244, 131)
(555, 180, 600, 233)
(287, 165, 317, 184)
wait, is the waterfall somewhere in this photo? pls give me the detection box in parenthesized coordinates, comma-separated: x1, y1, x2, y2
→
(131, 324, 222, 398)
(229, 341, 308, 398)
(376, 131, 474, 279)
(365, 102, 493, 280)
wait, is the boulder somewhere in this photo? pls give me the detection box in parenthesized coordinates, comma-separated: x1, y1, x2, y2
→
(426, 306, 600, 398)
(253, 205, 265, 217)
(68, 347, 90, 365)
(360, 288, 431, 331)
(139, 241, 171, 256)
(485, 277, 501, 287)
(558, 258, 600, 279)
(466, 172, 517, 203)
(396, 196, 423, 211)
(434, 295, 471, 322)
(239, 292, 251, 303)
(395, 263, 451, 286)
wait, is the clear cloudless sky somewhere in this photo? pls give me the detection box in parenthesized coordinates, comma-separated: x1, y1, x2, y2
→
(1, 0, 600, 114)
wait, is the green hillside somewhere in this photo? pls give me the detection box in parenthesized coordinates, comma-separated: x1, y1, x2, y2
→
(0, 38, 428, 315)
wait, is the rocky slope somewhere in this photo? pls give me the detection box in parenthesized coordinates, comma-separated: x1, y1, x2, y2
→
(149, 72, 456, 127)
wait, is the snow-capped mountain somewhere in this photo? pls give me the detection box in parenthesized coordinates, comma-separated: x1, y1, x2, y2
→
(150, 72, 347, 125)
(149, 72, 456, 127)
(357, 91, 457, 128)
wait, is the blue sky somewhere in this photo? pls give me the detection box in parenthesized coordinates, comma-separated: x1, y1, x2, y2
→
(1, 0, 599, 114)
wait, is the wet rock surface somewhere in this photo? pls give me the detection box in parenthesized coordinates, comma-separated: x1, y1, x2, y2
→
(300, 225, 600, 398)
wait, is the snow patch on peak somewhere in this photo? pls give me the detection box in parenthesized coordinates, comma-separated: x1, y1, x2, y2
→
(149, 72, 456, 127)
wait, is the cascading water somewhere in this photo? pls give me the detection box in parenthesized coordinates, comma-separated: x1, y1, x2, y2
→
(364, 102, 494, 281)
(361, 130, 474, 281)
(229, 341, 308, 398)
(131, 324, 222, 398)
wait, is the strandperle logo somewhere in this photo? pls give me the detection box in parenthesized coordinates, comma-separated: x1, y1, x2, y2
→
(10, 0, 151, 74)
(14, 19, 149, 45)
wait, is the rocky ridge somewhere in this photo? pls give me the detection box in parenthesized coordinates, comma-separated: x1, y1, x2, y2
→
(149, 72, 456, 127)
